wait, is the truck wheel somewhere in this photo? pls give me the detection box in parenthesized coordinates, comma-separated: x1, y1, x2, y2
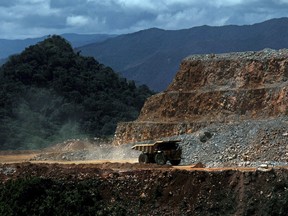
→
(155, 153, 167, 165)
(170, 160, 181, 165)
(139, 153, 149, 164)
(148, 154, 155, 163)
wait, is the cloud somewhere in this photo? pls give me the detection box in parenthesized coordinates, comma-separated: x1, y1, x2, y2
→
(0, 0, 288, 39)
(0, 0, 16, 7)
(66, 16, 90, 26)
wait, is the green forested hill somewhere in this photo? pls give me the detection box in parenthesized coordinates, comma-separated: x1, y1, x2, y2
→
(0, 35, 154, 150)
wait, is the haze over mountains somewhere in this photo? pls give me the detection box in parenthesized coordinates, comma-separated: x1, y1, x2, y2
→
(2, 18, 288, 91)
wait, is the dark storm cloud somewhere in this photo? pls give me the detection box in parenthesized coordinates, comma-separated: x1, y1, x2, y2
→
(220, 0, 288, 24)
(0, 0, 17, 7)
(1, 0, 288, 39)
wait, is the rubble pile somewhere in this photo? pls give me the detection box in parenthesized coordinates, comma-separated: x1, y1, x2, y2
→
(177, 118, 288, 167)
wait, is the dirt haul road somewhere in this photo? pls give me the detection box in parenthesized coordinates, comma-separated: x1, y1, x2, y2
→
(2, 150, 288, 215)
(0, 150, 249, 170)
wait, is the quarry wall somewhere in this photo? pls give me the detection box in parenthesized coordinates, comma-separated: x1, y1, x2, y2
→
(114, 49, 288, 145)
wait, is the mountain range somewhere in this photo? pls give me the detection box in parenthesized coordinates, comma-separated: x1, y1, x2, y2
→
(0, 33, 116, 60)
(2, 18, 288, 91)
(77, 17, 288, 91)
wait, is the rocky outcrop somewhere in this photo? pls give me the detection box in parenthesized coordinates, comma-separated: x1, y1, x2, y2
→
(114, 49, 288, 145)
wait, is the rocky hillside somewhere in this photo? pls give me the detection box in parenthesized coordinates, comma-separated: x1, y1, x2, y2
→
(114, 49, 288, 167)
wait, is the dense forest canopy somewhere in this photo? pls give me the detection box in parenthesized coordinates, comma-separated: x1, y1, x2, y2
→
(0, 35, 154, 150)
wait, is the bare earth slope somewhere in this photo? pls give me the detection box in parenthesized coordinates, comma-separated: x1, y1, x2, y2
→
(114, 49, 288, 167)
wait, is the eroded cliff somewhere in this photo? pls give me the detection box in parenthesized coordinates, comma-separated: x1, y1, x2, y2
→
(114, 49, 288, 145)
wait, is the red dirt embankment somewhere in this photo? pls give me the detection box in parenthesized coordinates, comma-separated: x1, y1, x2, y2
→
(1, 162, 288, 215)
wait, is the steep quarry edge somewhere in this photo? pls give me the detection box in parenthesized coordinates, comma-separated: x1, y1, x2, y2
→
(113, 49, 288, 167)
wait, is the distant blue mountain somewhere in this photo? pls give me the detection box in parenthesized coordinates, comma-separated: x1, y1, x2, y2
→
(77, 17, 288, 91)
(0, 33, 116, 60)
(3, 18, 288, 91)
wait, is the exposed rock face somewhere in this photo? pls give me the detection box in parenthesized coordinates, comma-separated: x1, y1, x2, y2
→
(114, 49, 288, 145)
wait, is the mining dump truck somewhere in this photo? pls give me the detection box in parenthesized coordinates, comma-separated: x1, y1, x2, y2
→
(132, 140, 182, 165)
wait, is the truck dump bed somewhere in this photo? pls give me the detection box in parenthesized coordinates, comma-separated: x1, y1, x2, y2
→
(131, 144, 155, 154)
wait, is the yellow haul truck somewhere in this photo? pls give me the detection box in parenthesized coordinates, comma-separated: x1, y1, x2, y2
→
(132, 140, 182, 165)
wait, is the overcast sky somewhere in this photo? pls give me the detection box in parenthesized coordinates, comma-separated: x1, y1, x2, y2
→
(1, 0, 288, 39)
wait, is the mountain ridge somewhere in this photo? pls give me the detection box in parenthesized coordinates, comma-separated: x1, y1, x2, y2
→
(2, 18, 288, 91)
(0, 33, 116, 60)
(78, 17, 288, 91)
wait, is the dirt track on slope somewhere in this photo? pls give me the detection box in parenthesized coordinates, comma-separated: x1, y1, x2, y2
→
(0, 151, 39, 163)
(0, 151, 273, 172)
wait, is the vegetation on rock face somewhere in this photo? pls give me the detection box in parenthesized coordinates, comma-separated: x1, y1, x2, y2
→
(0, 35, 154, 150)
